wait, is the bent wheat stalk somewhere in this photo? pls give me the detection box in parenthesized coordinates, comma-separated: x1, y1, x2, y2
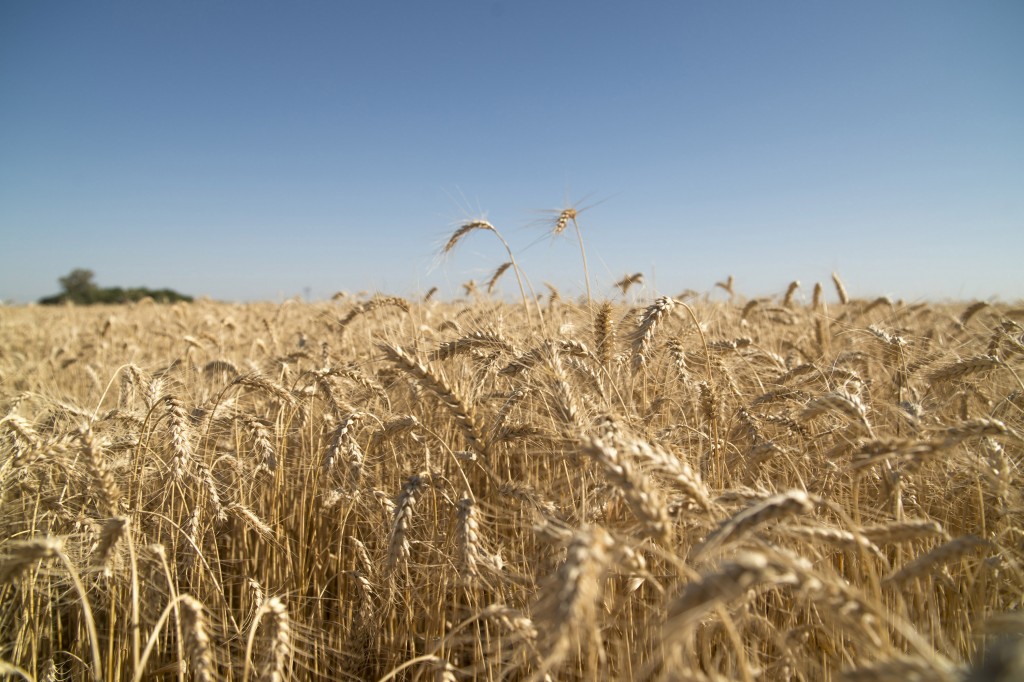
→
(379, 343, 489, 457)
(443, 219, 542, 325)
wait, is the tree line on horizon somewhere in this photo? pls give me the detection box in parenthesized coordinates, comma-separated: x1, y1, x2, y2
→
(39, 269, 193, 305)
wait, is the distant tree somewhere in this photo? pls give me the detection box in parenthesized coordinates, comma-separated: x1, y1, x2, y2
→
(39, 269, 193, 305)
(58, 268, 98, 302)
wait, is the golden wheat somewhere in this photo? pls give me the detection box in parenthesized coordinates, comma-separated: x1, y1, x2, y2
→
(1, 269, 1020, 681)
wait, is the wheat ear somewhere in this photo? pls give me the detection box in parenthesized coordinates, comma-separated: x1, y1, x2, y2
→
(884, 535, 990, 586)
(959, 300, 990, 326)
(783, 280, 800, 307)
(91, 516, 129, 576)
(840, 656, 961, 682)
(927, 355, 1003, 384)
(615, 272, 643, 294)
(693, 490, 814, 559)
(456, 496, 483, 584)
(665, 552, 799, 633)
(336, 295, 410, 337)
(432, 331, 516, 361)
(859, 519, 946, 545)
(386, 472, 429, 573)
(259, 598, 292, 682)
(553, 207, 593, 307)
(0, 537, 61, 584)
(180, 595, 215, 682)
(79, 425, 122, 517)
(632, 296, 675, 372)
(832, 272, 849, 304)
(533, 526, 613, 677)
(162, 395, 194, 482)
(379, 343, 489, 457)
(583, 437, 671, 542)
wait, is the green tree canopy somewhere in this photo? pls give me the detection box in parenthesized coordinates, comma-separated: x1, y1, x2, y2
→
(57, 268, 98, 300)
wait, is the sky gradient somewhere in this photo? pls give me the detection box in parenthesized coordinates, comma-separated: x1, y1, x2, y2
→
(2, 1, 1023, 304)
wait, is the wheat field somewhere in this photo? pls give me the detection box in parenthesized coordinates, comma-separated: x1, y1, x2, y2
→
(2, 268, 1023, 680)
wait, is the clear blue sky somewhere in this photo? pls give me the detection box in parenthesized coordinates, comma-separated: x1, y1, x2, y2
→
(2, 1, 1022, 304)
